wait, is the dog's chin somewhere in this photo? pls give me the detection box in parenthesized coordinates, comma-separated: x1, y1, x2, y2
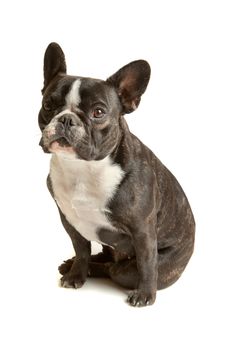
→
(49, 138, 76, 157)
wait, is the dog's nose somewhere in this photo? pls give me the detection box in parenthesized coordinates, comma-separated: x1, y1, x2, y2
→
(59, 114, 77, 128)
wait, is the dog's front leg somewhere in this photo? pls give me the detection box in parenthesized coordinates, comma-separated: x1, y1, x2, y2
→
(127, 227, 158, 307)
(58, 209, 91, 289)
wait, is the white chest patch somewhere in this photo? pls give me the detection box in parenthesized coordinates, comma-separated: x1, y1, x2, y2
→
(50, 154, 124, 244)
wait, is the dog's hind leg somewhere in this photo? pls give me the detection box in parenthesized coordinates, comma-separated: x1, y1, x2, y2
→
(88, 235, 194, 291)
(157, 235, 194, 289)
(88, 259, 139, 289)
(58, 246, 114, 276)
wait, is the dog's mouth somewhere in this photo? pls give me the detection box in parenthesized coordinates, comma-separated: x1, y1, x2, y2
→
(50, 136, 70, 147)
(49, 137, 74, 153)
(40, 133, 75, 155)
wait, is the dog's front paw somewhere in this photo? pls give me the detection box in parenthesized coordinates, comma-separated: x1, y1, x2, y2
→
(60, 271, 86, 289)
(127, 289, 156, 307)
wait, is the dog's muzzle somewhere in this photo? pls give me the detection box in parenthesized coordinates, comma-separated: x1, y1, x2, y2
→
(40, 111, 85, 154)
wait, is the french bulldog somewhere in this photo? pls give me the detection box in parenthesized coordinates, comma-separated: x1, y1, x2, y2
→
(38, 42, 195, 307)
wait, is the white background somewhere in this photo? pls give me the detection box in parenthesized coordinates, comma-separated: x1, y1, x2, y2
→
(0, 0, 232, 349)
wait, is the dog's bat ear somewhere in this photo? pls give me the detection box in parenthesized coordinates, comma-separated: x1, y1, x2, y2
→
(42, 42, 67, 94)
(107, 60, 150, 114)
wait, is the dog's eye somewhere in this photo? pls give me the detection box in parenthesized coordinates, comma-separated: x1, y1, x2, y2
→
(43, 101, 52, 111)
(92, 108, 105, 118)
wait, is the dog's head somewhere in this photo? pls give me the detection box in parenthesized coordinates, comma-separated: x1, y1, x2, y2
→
(38, 43, 150, 160)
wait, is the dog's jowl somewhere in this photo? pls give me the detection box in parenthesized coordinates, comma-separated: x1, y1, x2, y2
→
(38, 42, 195, 307)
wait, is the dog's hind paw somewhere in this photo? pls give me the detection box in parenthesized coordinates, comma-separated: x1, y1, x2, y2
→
(58, 257, 75, 275)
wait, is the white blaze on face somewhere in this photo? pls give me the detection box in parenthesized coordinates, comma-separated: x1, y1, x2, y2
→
(66, 79, 82, 109)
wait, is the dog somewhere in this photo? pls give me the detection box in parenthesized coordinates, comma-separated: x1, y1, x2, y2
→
(38, 42, 195, 307)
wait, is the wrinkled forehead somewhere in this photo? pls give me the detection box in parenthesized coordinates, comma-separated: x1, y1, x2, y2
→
(44, 75, 119, 109)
